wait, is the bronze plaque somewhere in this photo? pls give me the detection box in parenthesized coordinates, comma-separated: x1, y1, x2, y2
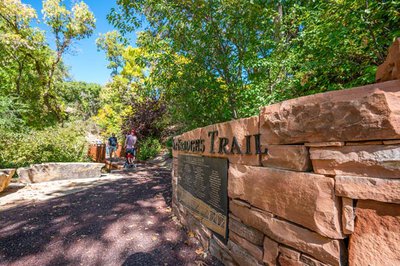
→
(177, 154, 228, 239)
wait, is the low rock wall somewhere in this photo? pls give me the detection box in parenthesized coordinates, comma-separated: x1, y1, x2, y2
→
(172, 80, 400, 266)
(0, 169, 16, 192)
(17, 162, 105, 183)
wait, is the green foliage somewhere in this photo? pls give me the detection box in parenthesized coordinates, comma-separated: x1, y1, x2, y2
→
(0, 0, 96, 127)
(165, 137, 173, 158)
(0, 1, 100, 168)
(60, 81, 102, 119)
(0, 122, 90, 168)
(0, 96, 27, 131)
(108, 0, 400, 132)
(96, 30, 127, 75)
(136, 138, 161, 161)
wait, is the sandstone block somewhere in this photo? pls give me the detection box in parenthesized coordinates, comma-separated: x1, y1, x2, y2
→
(261, 145, 312, 171)
(278, 254, 303, 266)
(376, 38, 400, 82)
(263, 236, 279, 265)
(174, 201, 212, 249)
(260, 80, 400, 144)
(210, 237, 237, 266)
(0, 168, 16, 177)
(345, 140, 383, 146)
(172, 160, 178, 203)
(185, 211, 212, 249)
(17, 163, 105, 183)
(341, 198, 354, 235)
(231, 198, 251, 208)
(228, 240, 263, 266)
(172, 201, 188, 226)
(202, 116, 261, 165)
(310, 145, 400, 178)
(349, 200, 400, 266)
(279, 245, 301, 260)
(0, 173, 10, 193)
(230, 231, 263, 262)
(229, 217, 264, 246)
(305, 142, 345, 147)
(300, 254, 327, 266)
(335, 175, 400, 204)
(383, 139, 400, 145)
(229, 202, 346, 266)
(172, 143, 180, 158)
(228, 164, 343, 239)
(0, 169, 15, 193)
(229, 213, 241, 222)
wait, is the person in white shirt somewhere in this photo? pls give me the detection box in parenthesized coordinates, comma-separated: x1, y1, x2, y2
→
(124, 129, 137, 165)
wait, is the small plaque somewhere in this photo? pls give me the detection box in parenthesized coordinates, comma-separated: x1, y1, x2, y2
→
(177, 154, 228, 239)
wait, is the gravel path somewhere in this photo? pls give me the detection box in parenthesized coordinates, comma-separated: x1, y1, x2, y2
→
(0, 165, 221, 266)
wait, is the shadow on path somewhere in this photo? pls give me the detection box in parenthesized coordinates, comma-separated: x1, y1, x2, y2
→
(0, 167, 220, 266)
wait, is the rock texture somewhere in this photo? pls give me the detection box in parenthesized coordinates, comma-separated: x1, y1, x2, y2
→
(279, 246, 301, 261)
(341, 198, 354, 234)
(229, 231, 263, 262)
(376, 38, 400, 82)
(0, 174, 9, 192)
(349, 200, 400, 266)
(228, 164, 343, 239)
(260, 80, 400, 144)
(300, 254, 327, 266)
(228, 240, 263, 266)
(263, 236, 279, 265)
(383, 139, 400, 145)
(261, 145, 312, 171)
(209, 237, 236, 266)
(171, 160, 178, 203)
(229, 217, 264, 246)
(0, 169, 15, 192)
(278, 254, 303, 266)
(230, 202, 346, 266)
(173, 201, 213, 250)
(310, 145, 400, 178)
(17, 163, 105, 183)
(305, 142, 345, 147)
(335, 175, 400, 203)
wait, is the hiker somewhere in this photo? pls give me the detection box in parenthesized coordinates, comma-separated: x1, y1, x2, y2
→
(108, 133, 118, 161)
(124, 129, 137, 165)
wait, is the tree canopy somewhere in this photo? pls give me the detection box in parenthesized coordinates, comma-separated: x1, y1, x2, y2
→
(106, 0, 400, 131)
(0, 0, 96, 128)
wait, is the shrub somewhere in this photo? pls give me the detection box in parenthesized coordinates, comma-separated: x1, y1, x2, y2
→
(165, 136, 173, 158)
(137, 137, 161, 161)
(0, 122, 90, 168)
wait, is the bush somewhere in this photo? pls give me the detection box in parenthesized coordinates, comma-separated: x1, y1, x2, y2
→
(0, 122, 90, 168)
(165, 136, 173, 158)
(137, 138, 161, 161)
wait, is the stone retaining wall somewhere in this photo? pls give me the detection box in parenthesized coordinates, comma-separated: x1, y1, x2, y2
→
(172, 80, 400, 266)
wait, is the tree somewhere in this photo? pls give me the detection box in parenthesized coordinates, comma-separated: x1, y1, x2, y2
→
(108, 0, 400, 131)
(42, 0, 96, 120)
(96, 30, 127, 75)
(0, 0, 56, 126)
(60, 81, 102, 119)
(0, 0, 96, 126)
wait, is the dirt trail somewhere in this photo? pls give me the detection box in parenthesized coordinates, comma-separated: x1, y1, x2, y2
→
(0, 165, 220, 266)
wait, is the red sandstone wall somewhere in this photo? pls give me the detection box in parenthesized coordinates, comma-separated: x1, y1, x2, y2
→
(172, 80, 400, 266)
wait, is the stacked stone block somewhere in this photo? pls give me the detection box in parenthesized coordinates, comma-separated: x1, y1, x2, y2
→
(172, 80, 400, 265)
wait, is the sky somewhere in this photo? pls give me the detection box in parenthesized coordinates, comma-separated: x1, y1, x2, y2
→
(25, 0, 136, 85)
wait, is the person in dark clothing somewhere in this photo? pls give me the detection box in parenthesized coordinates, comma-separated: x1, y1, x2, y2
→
(108, 133, 118, 161)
